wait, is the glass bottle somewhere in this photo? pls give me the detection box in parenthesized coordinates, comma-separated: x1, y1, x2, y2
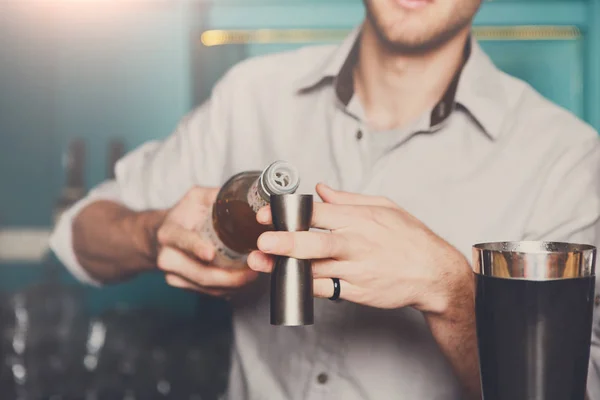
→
(201, 160, 300, 268)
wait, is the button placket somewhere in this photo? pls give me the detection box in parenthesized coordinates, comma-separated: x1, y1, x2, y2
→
(303, 308, 346, 398)
(329, 110, 365, 192)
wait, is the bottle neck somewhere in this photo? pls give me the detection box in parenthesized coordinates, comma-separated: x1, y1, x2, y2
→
(257, 175, 272, 203)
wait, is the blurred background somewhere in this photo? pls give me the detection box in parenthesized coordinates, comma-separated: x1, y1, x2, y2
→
(0, 0, 599, 398)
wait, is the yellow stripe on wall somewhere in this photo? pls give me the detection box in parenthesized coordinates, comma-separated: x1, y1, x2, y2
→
(200, 26, 581, 47)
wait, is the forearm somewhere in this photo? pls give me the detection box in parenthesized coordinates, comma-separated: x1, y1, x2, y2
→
(426, 274, 481, 400)
(72, 200, 167, 283)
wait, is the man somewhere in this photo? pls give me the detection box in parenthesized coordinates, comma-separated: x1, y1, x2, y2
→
(50, 0, 600, 398)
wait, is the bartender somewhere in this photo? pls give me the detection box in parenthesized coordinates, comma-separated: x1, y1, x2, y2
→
(50, 0, 600, 398)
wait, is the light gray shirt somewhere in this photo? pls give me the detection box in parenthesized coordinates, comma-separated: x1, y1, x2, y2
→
(50, 27, 600, 400)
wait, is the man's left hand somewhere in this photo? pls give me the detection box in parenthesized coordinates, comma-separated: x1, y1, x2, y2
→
(247, 183, 472, 316)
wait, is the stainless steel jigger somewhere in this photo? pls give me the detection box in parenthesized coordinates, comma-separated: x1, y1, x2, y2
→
(270, 194, 314, 326)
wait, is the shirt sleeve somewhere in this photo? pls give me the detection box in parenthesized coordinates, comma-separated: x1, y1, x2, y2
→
(49, 75, 234, 286)
(522, 134, 600, 398)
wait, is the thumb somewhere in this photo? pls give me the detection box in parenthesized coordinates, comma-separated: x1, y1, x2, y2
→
(316, 183, 398, 208)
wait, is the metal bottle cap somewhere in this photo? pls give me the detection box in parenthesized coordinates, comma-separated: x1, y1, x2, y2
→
(270, 194, 314, 326)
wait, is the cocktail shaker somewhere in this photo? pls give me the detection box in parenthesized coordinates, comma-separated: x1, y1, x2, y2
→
(473, 241, 597, 400)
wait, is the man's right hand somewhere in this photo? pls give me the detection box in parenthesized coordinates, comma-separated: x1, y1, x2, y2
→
(156, 186, 259, 298)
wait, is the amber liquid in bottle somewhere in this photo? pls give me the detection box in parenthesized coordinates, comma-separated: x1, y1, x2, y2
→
(212, 172, 270, 254)
(202, 161, 300, 268)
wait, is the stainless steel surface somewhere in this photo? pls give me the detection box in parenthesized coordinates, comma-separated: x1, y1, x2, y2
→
(473, 240, 597, 399)
(270, 257, 313, 326)
(473, 241, 596, 280)
(270, 194, 314, 326)
(270, 194, 312, 232)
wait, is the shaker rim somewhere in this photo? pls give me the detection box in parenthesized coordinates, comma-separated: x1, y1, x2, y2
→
(473, 241, 596, 254)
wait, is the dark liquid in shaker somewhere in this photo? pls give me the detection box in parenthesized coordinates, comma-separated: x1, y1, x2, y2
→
(476, 275, 595, 400)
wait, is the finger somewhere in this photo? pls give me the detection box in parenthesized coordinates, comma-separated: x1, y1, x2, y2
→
(165, 273, 231, 297)
(247, 251, 275, 273)
(157, 247, 258, 288)
(316, 183, 398, 209)
(157, 222, 215, 262)
(249, 252, 352, 282)
(257, 231, 347, 259)
(311, 258, 350, 280)
(256, 206, 272, 225)
(313, 278, 358, 300)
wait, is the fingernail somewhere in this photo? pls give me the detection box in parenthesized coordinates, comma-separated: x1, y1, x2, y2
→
(258, 233, 278, 252)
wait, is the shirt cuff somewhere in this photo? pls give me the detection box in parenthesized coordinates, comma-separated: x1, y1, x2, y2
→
(49, 181, 123, 287)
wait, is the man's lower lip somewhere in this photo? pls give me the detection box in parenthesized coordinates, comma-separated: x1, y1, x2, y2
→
(395, 0, 432, 9)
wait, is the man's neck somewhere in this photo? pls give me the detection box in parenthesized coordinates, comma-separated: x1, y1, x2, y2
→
(354, 22, 470, 132)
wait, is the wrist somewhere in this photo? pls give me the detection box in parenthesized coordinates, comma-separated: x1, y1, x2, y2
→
(422, 251, 474, 318)
(122, 209, 167, 270)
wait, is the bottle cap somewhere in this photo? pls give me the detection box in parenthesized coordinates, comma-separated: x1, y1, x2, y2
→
(260, 160, 300, 196)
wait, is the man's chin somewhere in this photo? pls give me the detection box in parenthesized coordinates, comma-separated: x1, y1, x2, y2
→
(380, 34, 449, 54)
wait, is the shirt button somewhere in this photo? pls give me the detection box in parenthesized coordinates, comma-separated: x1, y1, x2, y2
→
(356, 130, 363, 140)
(317, 372, 328, 384)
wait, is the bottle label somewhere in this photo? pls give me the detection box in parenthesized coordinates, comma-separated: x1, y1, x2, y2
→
(247, 179, 269, 213)
(199, 215, 247, 269)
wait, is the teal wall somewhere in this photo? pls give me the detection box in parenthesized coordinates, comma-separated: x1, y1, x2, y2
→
(1, 0, 599, 312)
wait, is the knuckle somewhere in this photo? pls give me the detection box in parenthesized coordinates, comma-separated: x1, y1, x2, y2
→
(191, 240, 208, 258)
(182, 186, 204, 203)
(156, 225, 170, 245)
(370, 207, 391, 228)
(178, 233, 192, 251)
(344, 233, 370, 258)
(322, 232, 339, 256)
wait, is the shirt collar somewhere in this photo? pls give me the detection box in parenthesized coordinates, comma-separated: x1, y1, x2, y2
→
(295, 27, 509, 140)
(454, 37, 508, 140)
(294, 26, 362, 92)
